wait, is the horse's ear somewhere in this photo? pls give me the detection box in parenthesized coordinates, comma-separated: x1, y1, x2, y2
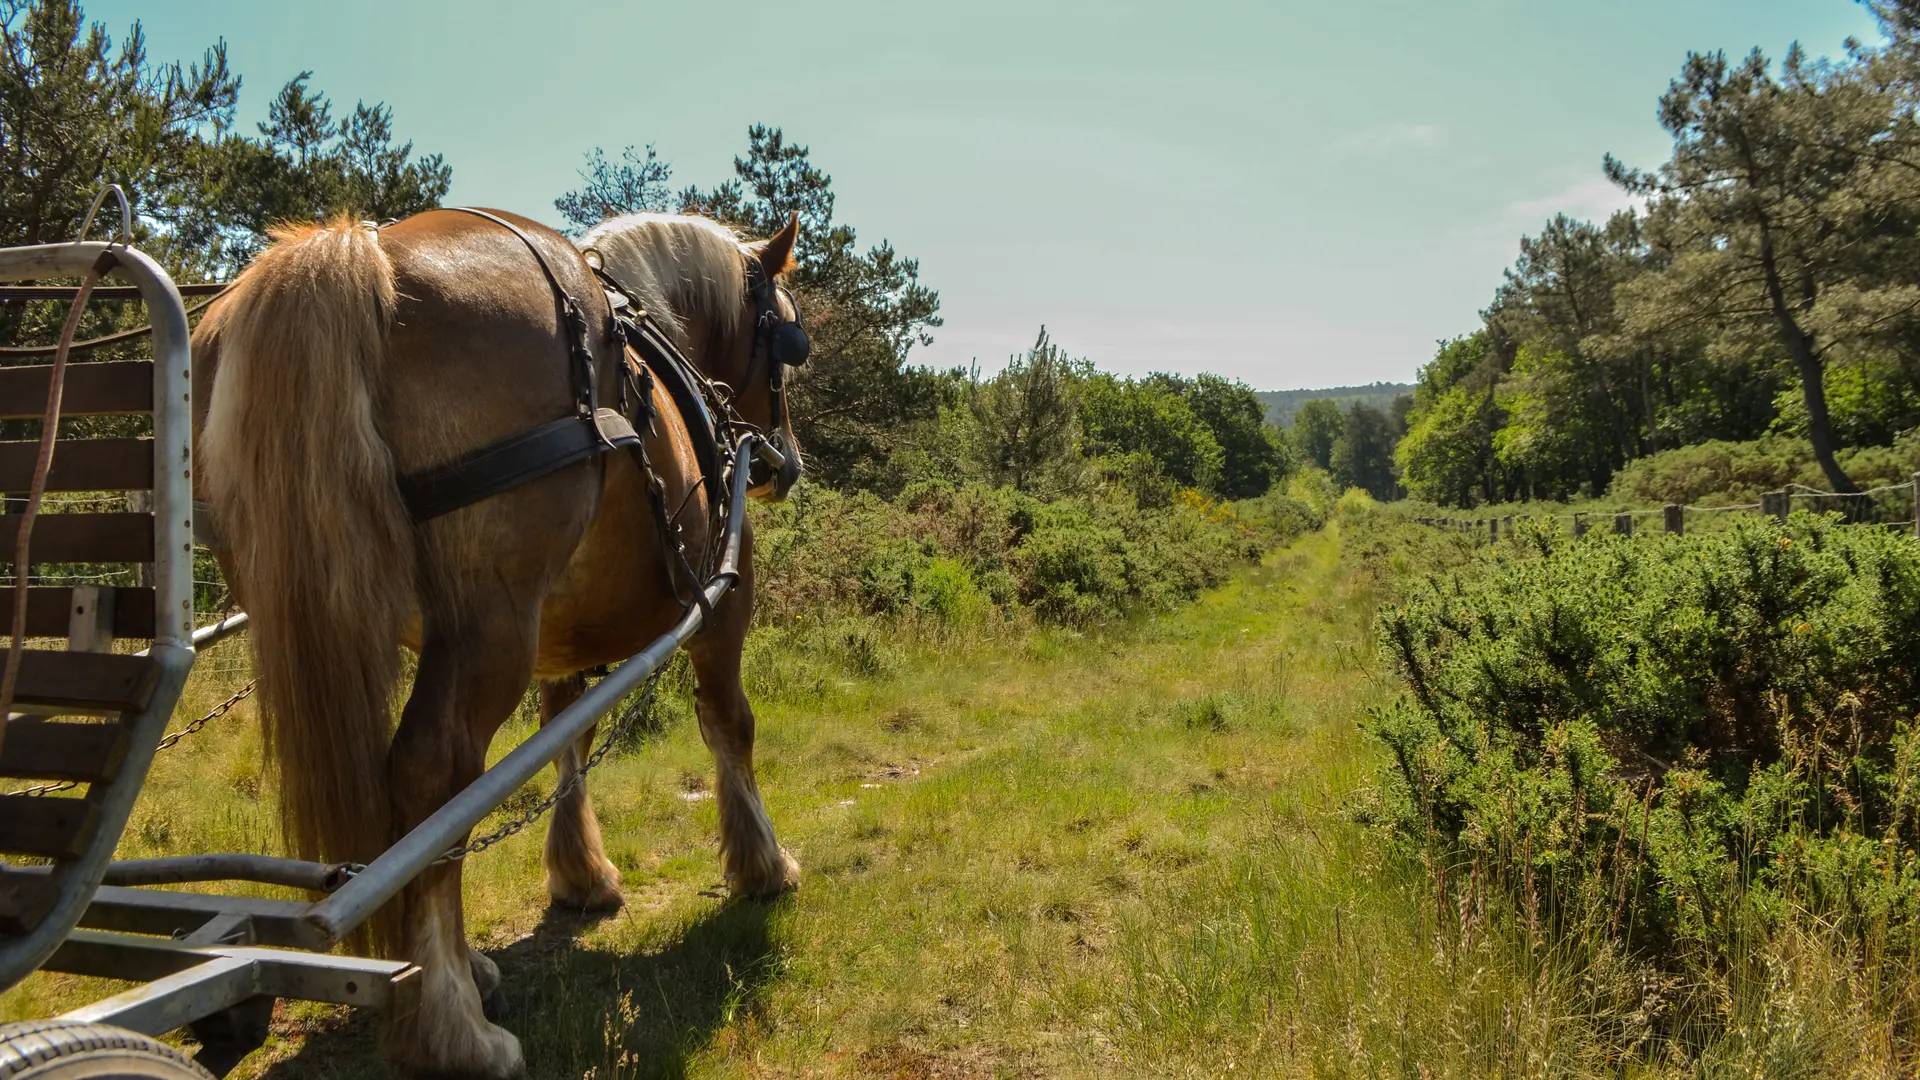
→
(758, 211, 800, 278)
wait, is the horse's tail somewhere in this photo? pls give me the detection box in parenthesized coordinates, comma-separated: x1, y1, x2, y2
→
(200, 220, 414, 920)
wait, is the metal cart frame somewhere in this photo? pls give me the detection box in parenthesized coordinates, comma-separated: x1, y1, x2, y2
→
(0, 238, 767, 1076)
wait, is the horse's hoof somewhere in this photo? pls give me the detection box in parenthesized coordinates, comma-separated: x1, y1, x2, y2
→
(729, 847, 801, 901)
(546, 870, 624, 913)
(472, 1023, 525, 1080)
(386, 1018, 523, 1080)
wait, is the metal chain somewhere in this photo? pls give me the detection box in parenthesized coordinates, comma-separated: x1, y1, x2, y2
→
(154, 680, 256, 752)
(433, 665, 668, 865)
(6, 778, 78, 797)
(6, 679, 257, 797)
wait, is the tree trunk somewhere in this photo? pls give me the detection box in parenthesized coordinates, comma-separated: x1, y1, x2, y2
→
(1757, 227, 1858, 493)
(1639, 356, 1661, 455)
(1787, 350, 1857, 492)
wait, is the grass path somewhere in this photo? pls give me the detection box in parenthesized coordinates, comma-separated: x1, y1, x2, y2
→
(9, 525, 1496, 1078)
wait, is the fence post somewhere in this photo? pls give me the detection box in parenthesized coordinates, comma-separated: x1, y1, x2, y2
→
(1764, 490, 1789, 524)
(1573, 512, 1588, 538)
(1489, 518, 1499, 542)
(1614, 513, 1633, 536)
(1664, 504, 1683, 536)
(1502, 514, 1513, 539)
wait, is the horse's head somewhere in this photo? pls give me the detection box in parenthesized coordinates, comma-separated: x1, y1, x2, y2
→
(723, 213, 806, 501)
(578, 211, 809, 501)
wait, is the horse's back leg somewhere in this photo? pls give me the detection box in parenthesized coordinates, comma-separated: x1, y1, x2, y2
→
(381, 594, 547, 1078)
(538, 673, 624, 909)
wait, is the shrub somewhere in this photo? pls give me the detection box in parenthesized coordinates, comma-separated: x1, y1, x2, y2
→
(752, 476, 1324, 628)
(1364, 513, 1920, 973)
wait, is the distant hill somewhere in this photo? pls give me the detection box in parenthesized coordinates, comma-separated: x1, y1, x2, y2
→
(1258, 383, 1415, 428)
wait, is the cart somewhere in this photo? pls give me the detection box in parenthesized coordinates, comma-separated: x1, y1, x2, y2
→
(0, 231, 768, 1077)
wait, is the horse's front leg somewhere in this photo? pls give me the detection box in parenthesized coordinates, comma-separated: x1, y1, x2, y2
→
(380, 611, 537, 1080)
(538, 673, 623, 910)
(688, 570, 799, 898)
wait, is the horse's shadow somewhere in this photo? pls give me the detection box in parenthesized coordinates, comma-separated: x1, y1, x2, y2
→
(252, 898, 782, 1080)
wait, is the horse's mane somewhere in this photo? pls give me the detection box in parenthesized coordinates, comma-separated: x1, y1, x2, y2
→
(576, 213, 748, 350)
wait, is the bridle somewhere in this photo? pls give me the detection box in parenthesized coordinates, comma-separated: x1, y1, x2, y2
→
(742, 258, 809, 487)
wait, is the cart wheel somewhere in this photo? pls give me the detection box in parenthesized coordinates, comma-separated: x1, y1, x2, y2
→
(0, 1020, 213, 1080)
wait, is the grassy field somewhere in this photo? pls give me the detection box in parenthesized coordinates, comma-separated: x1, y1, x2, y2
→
(4, 523, 1713, 1078)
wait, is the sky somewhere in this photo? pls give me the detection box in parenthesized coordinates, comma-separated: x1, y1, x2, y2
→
(95, 0, 1883, 390)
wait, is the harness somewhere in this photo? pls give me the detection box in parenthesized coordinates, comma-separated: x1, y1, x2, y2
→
(392, 207, 806, 613)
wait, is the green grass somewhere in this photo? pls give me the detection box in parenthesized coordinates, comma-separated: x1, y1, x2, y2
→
(6, 524, 1804, 1078)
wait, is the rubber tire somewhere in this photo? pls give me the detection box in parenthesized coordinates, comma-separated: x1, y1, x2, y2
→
(0, 1020, 213, 1080)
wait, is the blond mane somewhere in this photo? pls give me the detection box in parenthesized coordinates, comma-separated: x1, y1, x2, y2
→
(576, 213, 749, 349)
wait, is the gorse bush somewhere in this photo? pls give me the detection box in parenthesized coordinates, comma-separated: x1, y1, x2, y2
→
(751, 477, 1323, 628)
(1363, 513, 1920, 1006)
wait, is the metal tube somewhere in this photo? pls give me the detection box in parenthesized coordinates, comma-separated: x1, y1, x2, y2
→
(0, 283, 229, 301)
(0, 240, 198, 994)
(190, 612, 249, 650)
(300, 435, 762, 948)
(99, 854, 350, 893)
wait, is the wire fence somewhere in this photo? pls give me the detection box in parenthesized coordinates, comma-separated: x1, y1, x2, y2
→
(1404, 472, 1920, 542)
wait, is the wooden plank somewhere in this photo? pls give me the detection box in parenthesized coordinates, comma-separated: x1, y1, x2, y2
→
(2, 513, 153, 564)
(0, 871, 59, 935)
(0, 794, 99, 858)
(0, 718, 128, 782)
(9, 650, 160, 712)
(67, 584, 113, 652)
(0, 361, 153, 419)
(0, 438, 153, 491)
(0, 586, 154, 638)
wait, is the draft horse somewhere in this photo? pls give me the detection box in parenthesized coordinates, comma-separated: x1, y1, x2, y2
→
(190, 208, 807, 1076)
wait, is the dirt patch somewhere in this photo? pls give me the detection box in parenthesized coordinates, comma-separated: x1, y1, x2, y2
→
(856, 1044, 990, 1079)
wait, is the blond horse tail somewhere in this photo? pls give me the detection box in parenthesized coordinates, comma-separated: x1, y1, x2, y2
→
(200, 220, 414, 914)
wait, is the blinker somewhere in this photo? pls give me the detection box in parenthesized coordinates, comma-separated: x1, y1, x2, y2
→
(771, 321, 810, 367)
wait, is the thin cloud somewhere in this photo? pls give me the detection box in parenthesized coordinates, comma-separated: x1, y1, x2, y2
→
(1505, 175, 1643, 225)
(1330, 123, 1443, 156)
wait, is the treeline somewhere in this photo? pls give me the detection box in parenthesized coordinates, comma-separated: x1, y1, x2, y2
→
(554, 135, 1319, 507)
(3, 0, 1336, 630)
(1398, 1, 1920, 508)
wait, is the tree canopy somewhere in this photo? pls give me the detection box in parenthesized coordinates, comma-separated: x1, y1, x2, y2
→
(0, 0, 448, 282)
(1399, 6, 1920, 506)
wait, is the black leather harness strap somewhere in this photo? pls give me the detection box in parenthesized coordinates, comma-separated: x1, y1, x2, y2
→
(612, 296, 726, 514)
(398, 409, 642, 521)
(395, 207, 636, 523)
(439, 206, 600, 419)
(392, 208, 730, 622)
